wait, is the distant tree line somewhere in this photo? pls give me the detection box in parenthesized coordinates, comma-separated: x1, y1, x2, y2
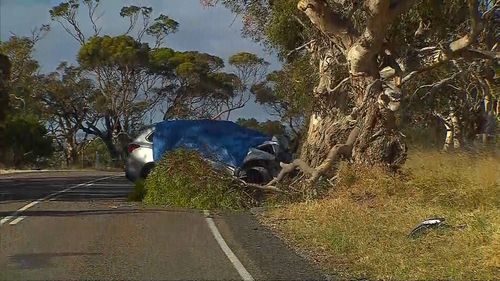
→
(0, 0, 280, 168)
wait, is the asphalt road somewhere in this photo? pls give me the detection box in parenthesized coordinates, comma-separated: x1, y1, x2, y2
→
(0, 171, 325, 280)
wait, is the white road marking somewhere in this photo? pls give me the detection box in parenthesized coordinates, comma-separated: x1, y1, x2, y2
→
(0, 216, 14, 226)
(204, 210, 254, 281)
(0, 175, 120, 227)
(9, 216, 26, 225)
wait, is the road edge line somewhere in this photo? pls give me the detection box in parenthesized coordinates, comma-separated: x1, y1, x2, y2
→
(204, 210, 254, 281)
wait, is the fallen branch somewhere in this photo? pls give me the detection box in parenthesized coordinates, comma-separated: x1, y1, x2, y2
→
(267, 126, 360, 187)
(266, 159, 315, 187)
(235, 178, 287, 194)
(327, 77, 351, 93)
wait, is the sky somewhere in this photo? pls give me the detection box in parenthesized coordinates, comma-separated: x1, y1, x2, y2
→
(0, 0, 281, 121)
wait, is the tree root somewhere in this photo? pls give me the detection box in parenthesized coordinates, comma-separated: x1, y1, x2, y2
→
(266, 126, 360, 188)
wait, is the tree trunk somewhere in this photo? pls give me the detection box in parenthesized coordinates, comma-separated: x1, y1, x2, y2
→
(300, 73, 406, 171)
(101, 136, 121, 165)
(65, 136, 79, 166)
(450, 111, 462, 149)
(300, 111, 352, 168)
(443, 118, 454, 151)
(295, 0, 411, 181)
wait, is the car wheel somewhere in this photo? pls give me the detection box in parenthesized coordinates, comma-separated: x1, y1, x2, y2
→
(140, 163, 155, 179)
(240, 166, 271, 184)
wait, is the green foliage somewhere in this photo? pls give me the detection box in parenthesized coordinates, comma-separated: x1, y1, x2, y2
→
(143, 149, 251, 210)
(119, 5, 148, 18)
(229, 52, 267, 68)
(265, 0, 307, 58)
(78, 35, 150, 69)
(252, 56, 315, 135)
(3, 114, 53, 167)
(236, 118, 286, 136)
(162, 51, 248, 119)
(80, 138, 113, 167)
(49, 1, 79, 19)
(264, 56, 314, 110)
(147, 15, 179, 38)
(170, 51, 224, 73)
(0, 36, 43, 112)
(215, 0, 306, 58)
(228, 52, 269, 90)
(128, 179, 146, 201)
(42, 62, 95, 118)
(149, 47, 176, 74)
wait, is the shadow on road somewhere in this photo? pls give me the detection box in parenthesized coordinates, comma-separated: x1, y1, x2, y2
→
(8, 252, 103, 269)
(0, 209, 147, 218)
(0, 175, 133, 204)
(0, 208, 192, 218)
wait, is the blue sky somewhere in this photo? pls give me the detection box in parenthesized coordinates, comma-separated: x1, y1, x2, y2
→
(0, 0, 280, 121)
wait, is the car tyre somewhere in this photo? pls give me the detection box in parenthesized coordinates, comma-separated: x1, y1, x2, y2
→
(140, 163, 155, 179)
(240, 166, 271, 184)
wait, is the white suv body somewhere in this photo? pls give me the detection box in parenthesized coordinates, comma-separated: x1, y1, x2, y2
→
(125, 128, 155, 182)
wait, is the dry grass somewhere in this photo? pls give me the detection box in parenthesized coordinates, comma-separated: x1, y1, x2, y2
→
(262, 150, 500, 280)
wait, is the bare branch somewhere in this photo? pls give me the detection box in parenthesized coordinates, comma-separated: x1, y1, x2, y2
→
(287, 39, 317, 57)
(412, 71, 464, 99)
(235, 179, 287, 193)
(84, 0, 102, 36)
(327, 76, 350, 93)
(402, 0, 490, 83)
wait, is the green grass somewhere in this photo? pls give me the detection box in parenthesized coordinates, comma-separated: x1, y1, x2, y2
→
(140, 149, 253, 210)
(128, 179, 146, 202)
(262, 150, 500, 280)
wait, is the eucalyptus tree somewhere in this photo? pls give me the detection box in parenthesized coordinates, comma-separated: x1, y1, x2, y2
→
(251, 56, 316, 139)
(49, 0, 179, 161)
(205, 0, 499, 187)
(0, 27, 55, 166)
(0, 54, 10, 125)
(0, 33, 47, 113)
(161, 51, 239, 120)
(161, 51, 269, 120)
(41, 63, 97, 165)
(406, 61, 498, 151)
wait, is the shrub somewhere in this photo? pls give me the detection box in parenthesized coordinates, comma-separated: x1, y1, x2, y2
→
(2, 114, 53, 168)
(128, 179, 146, 202)
(143, 149, 254, 210)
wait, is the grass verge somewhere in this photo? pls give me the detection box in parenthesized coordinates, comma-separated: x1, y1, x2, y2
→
(139, 149, 253, 210)
(261, 151, 500, 280)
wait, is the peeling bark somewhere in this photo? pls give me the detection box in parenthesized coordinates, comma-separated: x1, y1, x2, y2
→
(291, 0, 412, 187)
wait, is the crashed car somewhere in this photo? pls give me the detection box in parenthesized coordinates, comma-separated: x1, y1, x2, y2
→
(236, 136, 292, 184)
(125, 119, 291, 184)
